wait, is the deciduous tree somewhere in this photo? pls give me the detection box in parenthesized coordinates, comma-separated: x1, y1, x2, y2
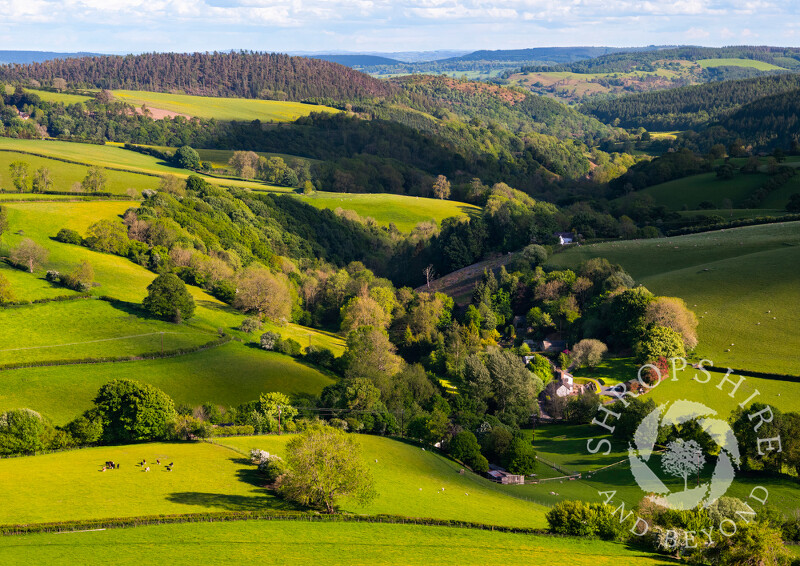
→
(10, 238, 48, 272)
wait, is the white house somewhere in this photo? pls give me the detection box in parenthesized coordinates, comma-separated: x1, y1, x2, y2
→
(555, 232, 575, 245)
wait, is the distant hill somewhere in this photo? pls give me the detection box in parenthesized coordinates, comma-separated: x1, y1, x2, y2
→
(307, 54, 401, 66)
(0, 51, 396, 101)
(0, 50, 103, 65)
(449, 46, 667, 64)
(581, 73, 800, 130)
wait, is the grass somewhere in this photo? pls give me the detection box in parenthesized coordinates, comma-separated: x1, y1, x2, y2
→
(0, 442, 269, 524)
(296, 191, 480, 232)
(214, 434, 549, 529)
(26, 88, 340, 122)
(507, 422, 800, 516)
(0, 149, 159, 195)
(547, 222, 800, 376)
(0, 262, 80, 302)
(0, 522, 670, 566)
(697, 58, 786, 71)
(0, 341, 335, 424)
(0, 299, 212, 366)
(635, 171, 772, 211)
(111, 90, 339, 122)
(0, 138, 291, 193)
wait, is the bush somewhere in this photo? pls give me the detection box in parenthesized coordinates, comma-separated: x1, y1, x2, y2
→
(258, 455, 288, 483)
(260, 331, 281, 351)
(55, 228, 82, 245)
(546, 500, 628, 541)
(278, 337, 302, 357)
(305, 345, 335, 369)
(168, 415, 212, 440)
(239, 317, 263, 334)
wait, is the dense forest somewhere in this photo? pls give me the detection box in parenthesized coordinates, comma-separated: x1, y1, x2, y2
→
(0, 52, 397, 101)
(580, 73, 800, 131)
(521, 46, 800, 74)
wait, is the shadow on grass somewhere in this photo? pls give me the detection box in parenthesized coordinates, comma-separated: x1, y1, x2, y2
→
(166, 491, 270, 511)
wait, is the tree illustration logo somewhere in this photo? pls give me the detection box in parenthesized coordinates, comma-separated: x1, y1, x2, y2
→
(628, 399, 740, 509)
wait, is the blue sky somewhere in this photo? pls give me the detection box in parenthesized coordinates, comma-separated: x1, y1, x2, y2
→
(0, 1, 797, 54)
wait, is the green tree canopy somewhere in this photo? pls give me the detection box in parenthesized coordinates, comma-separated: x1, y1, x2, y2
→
(278, 425, 376, 513)
(142, 273, 195, 322)
(93, 379, 176, 444)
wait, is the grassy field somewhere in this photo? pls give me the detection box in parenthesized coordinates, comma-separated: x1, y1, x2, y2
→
(0, 149, 159, 195)
(0, 138, 291, 193)
(0, 521, 670, 566)
(697, 58, 787, 71)
(635, 171, 773, 211)
(548, 222, 800, 375)
(27, 88, 339, 122)
(0, 299, 212, 366)
(508, 423, 800, 515)
(0, 341, 335, 424)
(0, 435, 547, 529)
(214, 434, 549, 529)
(296, 191, 480, 232)
(110, 90, 339, 122)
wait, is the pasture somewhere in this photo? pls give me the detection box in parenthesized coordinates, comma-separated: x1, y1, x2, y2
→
(296, 191, 480, 232)
(0, 149, 159, 195)
(547, 222, 800, 375)
(26, 88, 339, 122)
(0, 138, 288, 193)
(697, 58, 787, 71)
(111, 90, 339, 122)
(0, 342, 335, 424)
(0, 522, 669, 566)
(511, 423, 800, 516)
(212, 434, 549, 529)
(633, 171, 776, 211)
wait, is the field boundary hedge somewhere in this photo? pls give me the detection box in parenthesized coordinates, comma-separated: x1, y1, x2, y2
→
(665, 214, 800, 236)
(706, 364, 800, 382)
(0, 334, 232, 372)
(0, 510, 550, 537)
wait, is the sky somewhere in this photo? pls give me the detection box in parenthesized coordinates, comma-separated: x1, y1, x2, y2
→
(0, 0, 798, 54)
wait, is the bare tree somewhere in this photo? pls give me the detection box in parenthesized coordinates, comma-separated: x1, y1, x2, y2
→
(423, 264, 436, 289)
(52, 78, 67, 92)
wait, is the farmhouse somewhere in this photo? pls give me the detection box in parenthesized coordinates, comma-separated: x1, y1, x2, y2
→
(554, 232, 575, 245)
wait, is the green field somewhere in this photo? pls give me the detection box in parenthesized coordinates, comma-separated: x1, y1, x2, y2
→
(0, 299, 212, 366)
(0, 138, 291, 193)
(0, 435, 547, 529)
(27, 88, 339, 122)
(296, 191, 480, 232)
(0, 200, 339, 419)
(547, 222, 800, 375)
(635, 171, 775, 211)
(0, 149, 159, 195)
(215, 435, 548, 528)
(697, 58, 787, 71)
(112, 90, 339, 122)
(0, 341, 335, 424)
(507, 423, 800, 516)
(0, 521, 669, 566)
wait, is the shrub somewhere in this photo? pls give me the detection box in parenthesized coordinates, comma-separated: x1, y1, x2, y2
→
(278, 337, 302, 357)
(258, 455, 288, 483)
(260, 331, 281, 351)
(546, 500, 628, 541)
(239, 317, 263, 334)
(305, 345, 335, 369)
(55, 228, 82, 245)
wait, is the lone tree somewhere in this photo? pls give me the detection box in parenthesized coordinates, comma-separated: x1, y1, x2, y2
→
(432, 174, 451, 199)
(142, 273, 195, 322)
(81, 166, 107, 193)
(174, 146, 201, 170)
(93, 379, 176, 444)
(8, 161, 29, 192)
(662, 439, 704, 491)
(32, 167, 53, 193)
(278, 425, 376, 513)
(10, 238, 48, 273)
